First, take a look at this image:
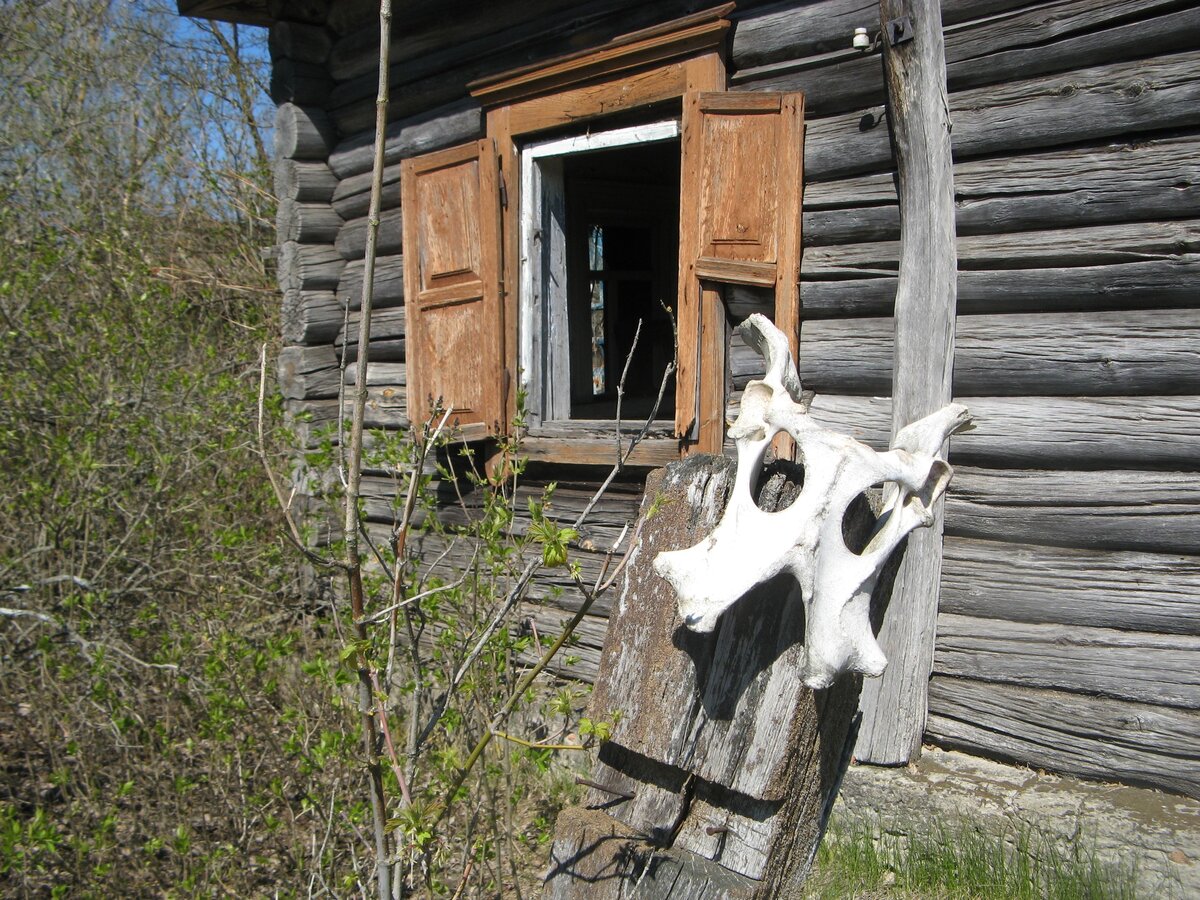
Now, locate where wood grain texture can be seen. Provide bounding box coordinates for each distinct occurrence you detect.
[940,538,1200,636]
[855,0,957,766]
[944,467,1200,555]
[282,290,344,345]
[277,241,344,292]
[336,307,406,364]
[337,254,404,309]
[277,344,340,400]
[335,208,402,260]
[274,158,338,203]
[276,199,342,244]
[926,676,1200,798]
[327,99,482,179]
[803,394,1200,470]
[796,309,1200,397]
[274,103,335,161]
[934,613,1200,709]
[268,20,331,65]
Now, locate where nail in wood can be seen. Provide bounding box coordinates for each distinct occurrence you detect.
[575,776,635,800]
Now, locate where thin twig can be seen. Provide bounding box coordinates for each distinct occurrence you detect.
[492,730,586,752]
[0,606,179,671]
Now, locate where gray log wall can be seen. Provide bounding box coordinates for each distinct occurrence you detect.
[265,0,1200,799]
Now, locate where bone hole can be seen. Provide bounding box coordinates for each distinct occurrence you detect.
[842,482,887,555]
[753,455,806,513]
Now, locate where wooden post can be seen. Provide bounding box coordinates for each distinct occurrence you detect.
[854,0,958,764]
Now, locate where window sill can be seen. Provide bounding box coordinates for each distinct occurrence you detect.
[520,420,679,467]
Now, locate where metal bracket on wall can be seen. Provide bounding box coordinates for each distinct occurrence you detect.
[886,15,913,46]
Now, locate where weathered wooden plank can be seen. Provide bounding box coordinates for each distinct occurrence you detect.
[288,388,408,445]
[806,51,1200,181]
[337,254,404,309]
[270,58,331,106]
[277,344,340,400]
[268,20,332,64]
[934,613,1200,709]
[855,0,957,768]
[331,170,400,219]
[941,538,1200,636]
[805,135,1200,247]
[274,103,335,161]
[800,257,1200,319]
[739,1,1200,118]
[944,467,1200,555]
[804,394,1200,470]
[804,220,1200,276]
[926,676,1200,798]
[282,289,344,345]
[274,158,338,203]
[343,361,405,388]
[336,306,405,363]
[327,99,482,180]
[277,241,344,292]
[796,310,1200,397]
[335,208,402,260]
[276,198,342,244]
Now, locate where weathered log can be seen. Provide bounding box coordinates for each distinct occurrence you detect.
[282,289,344,345]
[337,254,404,309]
[336,307,406,362]
[926,676,1200,798]
[325,0,378,36]
[738,1,1199,118]
[934,613,1200,709]
[854,0,957,767]
[331,171,400,219]
[327,99,481,179]
[287,389,408,446]
[276,198,342,244]
[805,135,1200,247]
[335,208,402,260]
[270,58,332,106]
[277,344,340,400]
[796,309,1200,397]
[940,537,1200,636]
[274,103,335,161]
[804,394,1200,470]
[266,0,326,25]
[944,466,1200,555]
[803,220,1200,277]
[343,361,405,388]
[805,50,1200,181]
[268,20,332,64]
[274,158,338,203]
[799,257,1200,319]
[277,241,344,292]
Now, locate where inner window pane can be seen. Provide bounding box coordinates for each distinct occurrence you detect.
[590,278,605,395]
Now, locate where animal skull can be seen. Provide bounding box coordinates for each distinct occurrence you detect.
[654,314,970,689]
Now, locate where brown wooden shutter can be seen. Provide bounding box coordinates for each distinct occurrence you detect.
[676,91,804,452]
[401,139,504,440]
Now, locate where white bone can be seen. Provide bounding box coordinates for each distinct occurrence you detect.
[654,314,970,689]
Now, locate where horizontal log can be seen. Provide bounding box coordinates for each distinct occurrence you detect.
[337,255,405,309]
[276,199,342,244]
[268,20,332,64]
[337,306,405,350]
[804,135,1200,247]
[277,241,344,292]
[738,1,1198,118]
[805,50,1200,181]
[344,362,405,388]
[926,676,1200,798]
[934,613,1200,709]
[804,220,1200,276]
[274,159,338,203]
[325,0,377,35]
[327,99,481,179]
[521,426,679,469]
[331,171,400,220]
[941,537,1200,636]
[287,389,408,445]
[800,257,1200,319]
[797,309,1200,397]
[730,0,1030,70]
[266,0,326,26]
[335,208,403,260]
[281,290,344,345]
[944,466,1200,555]
[274,103,335,161]
[270,58,332,106]
[278,344,340,400]
[803,394,1200,470]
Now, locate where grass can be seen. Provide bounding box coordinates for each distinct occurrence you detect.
[804,816,1140,900]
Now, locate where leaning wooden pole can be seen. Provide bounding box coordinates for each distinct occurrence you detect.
[855,1,958,764]
[343,1,394,897]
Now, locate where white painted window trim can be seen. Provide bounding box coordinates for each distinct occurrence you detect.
[518,119,680,426]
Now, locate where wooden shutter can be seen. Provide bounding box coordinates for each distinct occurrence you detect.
[401,139,504,439]
[676,91,804,452]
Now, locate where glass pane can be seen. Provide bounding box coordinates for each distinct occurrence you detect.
[588,224,604,271]
[590,279,605,395]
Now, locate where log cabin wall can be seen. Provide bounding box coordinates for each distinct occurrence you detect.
[252,0,1200,798]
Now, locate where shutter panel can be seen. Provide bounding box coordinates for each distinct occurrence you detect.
[401,139,504,439]
[676,91,804,452]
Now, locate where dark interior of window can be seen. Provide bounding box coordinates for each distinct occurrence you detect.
[563,139,679,420]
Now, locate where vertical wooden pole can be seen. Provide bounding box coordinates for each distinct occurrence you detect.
[855,0,957,764]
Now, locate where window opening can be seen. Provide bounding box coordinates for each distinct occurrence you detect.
[521,121,679,425]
